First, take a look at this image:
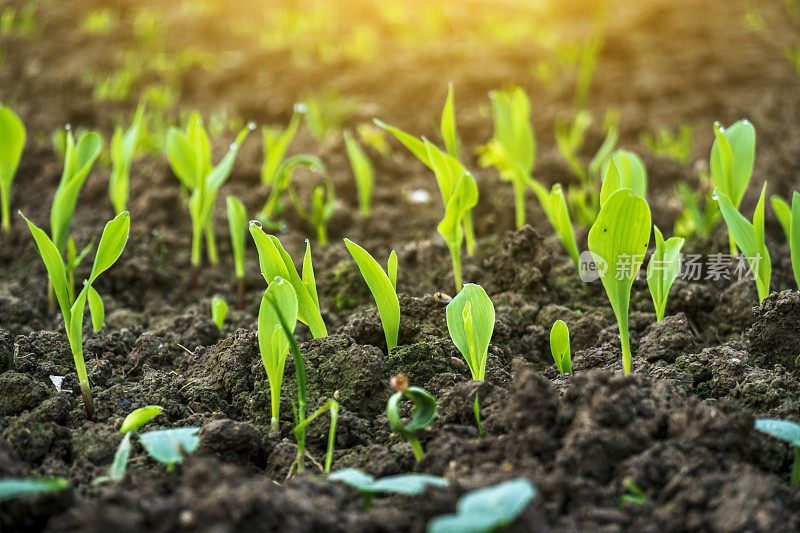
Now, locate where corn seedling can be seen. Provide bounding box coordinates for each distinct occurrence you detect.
[328,469,448,511]
[599,150,648,206]
[343,130,374,216]
[21,211,130,419]
[95,405,163,484]
[166,113,252,281]
[555,109,619,188]
[755,418,800,485]
[770,191,800,289]
[0,104,25,236]
[428,479,536,533]
[478,86,535,229]
[616,478,647,508]
[674,178,720,239]
[139,427,201,471]
[211,296,228,333]
[588,189,651,374]
[714,183,771,302]
[641,124,693,164]
[537,183,580,269]
[772,194,792,242]
[249,222,327,338]
[226,195,248,309]
[357,122,390,156]
[260,153,325,229]
[344,239,399,351]
[375,85,476,255]
[550,320,571,374]
[386,375,436,461]
[257,276,298,431]
[289,179,336,246]
[302,91,357,142]
[108,104,145,214]
[259,104,306,222]
[647,227,684,322]
[446,283,495,434]
[0,478,69,502]
[710,119,755,255]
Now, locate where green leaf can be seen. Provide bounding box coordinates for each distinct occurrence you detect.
[388,250,398,291]
[547,184,580,267]
[0,477,68,502]
[425,139,467,204]
[94,432,132,484]
[109,104,145,213]
[166,127,198,189]
[261,108,303,186]
[428,479,537,533]
[715,183,771,302]
[646,227,684,322]
[19,212,70,319]
[139,427,201,468]
[87,286,104,332]
[588,188,651,374]
[226,195,248,278]
[600,150,647,206]
[211,297,228,333]
[249,224,327,338]
[0,105,26,231]
[344,239,400,351]
[89,211,130,284]
[367,474,448,495]
[301,239,320,310]
[710,119,755,209]
[437,172,478,250]
[120,405,163,433]
[549,320,571,374]
[487,86,535,177]
[328,468,375,491]
[343,130,374,216]
[771,195,792,242]
[446,284,495,381]
[387,386,436,435]
[791,192,800,290]
[373,119,430,168]
[755,418,800,446]
[441,83,459,158]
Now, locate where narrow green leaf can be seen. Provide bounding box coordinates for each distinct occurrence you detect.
[89,211,130,283]
[19,212,70,319]
[120,405,163,433]
[211,297,228,332]
[710,119,755,209]
[771,195,792,242]
[226,195,248,278]
[0,478,68,502]
[373,118,431,168]
[791,192,800,290]
[388,250,398,291]
[646,227,684,322]
[87,286,104,332]
[441,83,458,158]
[343,130,374,216]
[94,432,132,484]
[600,150,647,206]
[548,184,580,267]
[549,320,571,374]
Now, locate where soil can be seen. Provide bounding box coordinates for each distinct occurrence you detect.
[3,0,800,531]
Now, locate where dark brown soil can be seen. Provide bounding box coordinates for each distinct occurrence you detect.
[3,0,800,531]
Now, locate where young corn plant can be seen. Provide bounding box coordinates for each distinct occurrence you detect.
[386,375,436,461]
[211,297,228,333]
[771,193,800,290]
[772,194,793,242]
[641,124,693,164]
[343,130,374,217]
[446,283,495,435]
[588,188,651,374]
[328,469,448,512]
[289,179,336,246]
[539,183,580,269]
[139,427,201,471]
[166,113,252,284]
[755,418,800,485]
[554,109,619,188]
[249,222,328,338]
[550,320,571,374]
[0,104,25,236]
[259,154,325,229]
[673,178,720,240]
[21,210,130,419]
[710,119,756,255]
[344,239,399,351]
[714,183,771,303]
[599,150,648,205]
[646,227,684,322]
[95,405,163,484]
[108,104,145,214]
[226,195,248,309]
[428,479,537,533]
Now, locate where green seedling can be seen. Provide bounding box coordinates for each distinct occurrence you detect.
[260,154,325,229]
[139,427,200,471]
[641,124,693,164]
[211,296,228,333]
[588,189,651,374]
[109,104,145,213]
[555,109,619,187]
[257,277,298,431]
[0,104,25,235]
[771,192,800,289]
[428,478,537,533]
[225,195,248,309]
[478,86,535,229]
[95,405,163,484]
[674,179,720,239]
[387,375,436,461]
[536,183,580,269]
[166,113,252,280]
[344,239,399,351]
[302,91,357,142]
[375,85,476,255]
[328,469,448,512]
[356,122,390,156]
[599,150,647,206]
[647,227,684,322]
[259,104,306,221]
[249,223,327,338]
[446,283,495,434]
[0,478,68,502]
[616,478,647,509]
[755,418,800,485]
[289,179,336,246]
[21,211,130,419]
[772,194,792,242]
[710,119,756,255]
[550,320,571,374]
[344,130,374,216]
[261,281,338,474]
[714,183,771,303]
